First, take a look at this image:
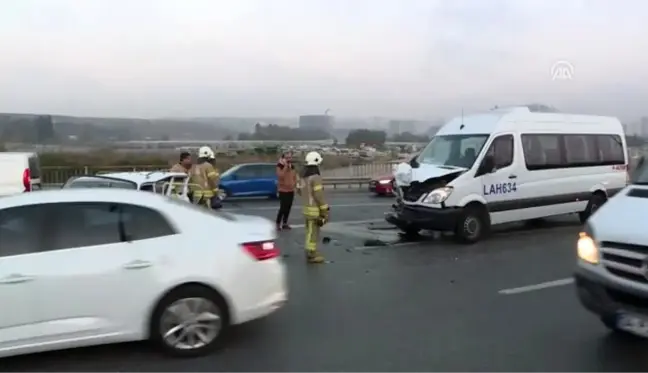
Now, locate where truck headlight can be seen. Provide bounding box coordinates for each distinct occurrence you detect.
[422,187,453,204]
[577,223,599,264]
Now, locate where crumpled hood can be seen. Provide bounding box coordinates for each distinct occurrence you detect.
[393,162,465,187]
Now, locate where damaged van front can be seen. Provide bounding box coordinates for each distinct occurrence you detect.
[386,132,491,244]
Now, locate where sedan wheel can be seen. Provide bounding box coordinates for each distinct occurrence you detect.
[160,297,222,351]
[150,286,229,357]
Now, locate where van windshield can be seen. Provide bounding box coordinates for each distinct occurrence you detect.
[632,161,648,185]
[417,134,489,169]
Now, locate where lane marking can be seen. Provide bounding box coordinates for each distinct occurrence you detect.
[291,218,385,229]
[498,278,574,295]
[226,202,391,211]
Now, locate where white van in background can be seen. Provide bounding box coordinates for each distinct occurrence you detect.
[387,106,629,244]
[0,152,42,196]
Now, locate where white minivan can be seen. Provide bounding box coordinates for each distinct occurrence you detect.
[0,152,42,196]
[386,106,628,244]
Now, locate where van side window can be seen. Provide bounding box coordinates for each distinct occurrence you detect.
[565,135,595,164]
[522,133,625,171]
[486,135,514,169]
[522,135,561,169]
[597,135,625,164]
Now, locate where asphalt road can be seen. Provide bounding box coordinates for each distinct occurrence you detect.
[3,191,648,371]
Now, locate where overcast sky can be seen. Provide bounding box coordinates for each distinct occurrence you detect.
[1,0,647,120]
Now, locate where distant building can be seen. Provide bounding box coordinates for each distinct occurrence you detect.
[388,120,420,136]
[299,115,334,133]
[641,117,648,137]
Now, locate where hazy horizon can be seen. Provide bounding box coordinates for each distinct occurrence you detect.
[1,0,647,122]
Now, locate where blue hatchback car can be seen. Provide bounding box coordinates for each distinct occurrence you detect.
[219,163,279,199]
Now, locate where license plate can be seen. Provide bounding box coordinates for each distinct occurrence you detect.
[617,313,648,337]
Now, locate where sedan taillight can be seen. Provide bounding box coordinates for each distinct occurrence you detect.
[242,240,280,261]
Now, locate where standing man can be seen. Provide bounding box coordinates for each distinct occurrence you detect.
[276,151,297,231]
[189,146,219,208]
[168,151,192,198]
[299,151,329,264]
[170,151,192,174]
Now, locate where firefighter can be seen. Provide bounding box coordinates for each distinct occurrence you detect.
[299,151,329,263]
[189,146,219,208]
[206,151,223,209]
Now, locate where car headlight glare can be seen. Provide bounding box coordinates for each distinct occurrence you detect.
[379,180,391,185]
[577,224,599,264]
[422,187,453,204]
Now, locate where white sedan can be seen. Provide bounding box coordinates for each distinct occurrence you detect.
[0,189,287,358]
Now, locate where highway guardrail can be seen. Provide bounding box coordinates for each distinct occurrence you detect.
[322,177,372,188]
[44,176,374,190]
[40,164,395,185]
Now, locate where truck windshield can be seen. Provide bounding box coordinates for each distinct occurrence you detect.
[417,134,489,169]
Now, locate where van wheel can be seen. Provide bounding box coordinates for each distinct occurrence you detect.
[454,204,490,244]
[579,192,606,223]
[150,285,229,358]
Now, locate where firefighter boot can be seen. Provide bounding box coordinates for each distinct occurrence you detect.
[306,250,325,264]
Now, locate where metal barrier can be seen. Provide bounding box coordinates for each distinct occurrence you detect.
[41,165,169,185]
[321,162,397,178]
[41,163,396,185]
[44,176,373,190]
[322,177,372,188]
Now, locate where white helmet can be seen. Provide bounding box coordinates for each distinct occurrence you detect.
[198,146,214,159]
[304,151,323,166]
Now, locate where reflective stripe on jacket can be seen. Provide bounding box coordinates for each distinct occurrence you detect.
[301,174,328,219]
[189,163,217,198]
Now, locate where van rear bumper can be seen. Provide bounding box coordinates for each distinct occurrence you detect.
[385,203,460,231]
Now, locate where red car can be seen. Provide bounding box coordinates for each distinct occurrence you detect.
[369,174,394,196]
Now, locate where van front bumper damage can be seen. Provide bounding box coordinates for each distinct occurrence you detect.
[385,202,461,232]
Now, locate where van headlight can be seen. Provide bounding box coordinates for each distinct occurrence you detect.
[577,223,599,264]
[421,187,453,204]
